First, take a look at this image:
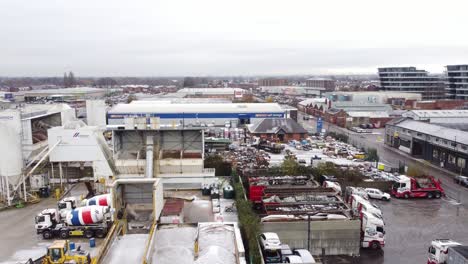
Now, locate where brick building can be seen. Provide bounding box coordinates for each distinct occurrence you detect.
[258,78,288,87]
[404,99,467,110]
[324,108,347,127]
[248,118,308,142]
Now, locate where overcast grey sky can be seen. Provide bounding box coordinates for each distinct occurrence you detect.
[1,0,468,76]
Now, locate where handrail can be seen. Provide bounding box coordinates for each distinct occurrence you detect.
[95,221,122,264]
[141,221,158,264]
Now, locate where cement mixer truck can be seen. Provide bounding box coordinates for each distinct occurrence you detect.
[35,205,112,239]
[81,193,112,207]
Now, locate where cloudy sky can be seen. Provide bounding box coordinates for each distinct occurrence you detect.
[1,0,468,76]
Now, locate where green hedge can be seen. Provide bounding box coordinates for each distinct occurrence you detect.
[233,178,262,264]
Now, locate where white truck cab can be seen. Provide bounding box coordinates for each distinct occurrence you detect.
[58,197,78,218]
[351,194,383,219]
[427,239,462,264]
[393,175,412,195]
[361,211,385,249]
[323,181,342,195]
[35,208,59,231]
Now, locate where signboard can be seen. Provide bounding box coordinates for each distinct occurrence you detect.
[316,117,323,133]
[234,91,243,98]
[255,113,283,118]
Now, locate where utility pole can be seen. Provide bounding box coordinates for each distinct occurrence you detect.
[307,214,311,251]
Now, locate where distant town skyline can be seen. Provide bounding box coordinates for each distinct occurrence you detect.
[1,0,468,76]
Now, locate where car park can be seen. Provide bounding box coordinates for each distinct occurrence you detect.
[260,232,282,251]
[365,188,391,201]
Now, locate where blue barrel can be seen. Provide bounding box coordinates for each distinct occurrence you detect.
[89,238,96,248]
[69,242,75,250]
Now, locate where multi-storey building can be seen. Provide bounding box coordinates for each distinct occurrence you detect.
[306,78,335,91]
[445,65,468,99]
[378,67,445,100]
[257,78,287,87]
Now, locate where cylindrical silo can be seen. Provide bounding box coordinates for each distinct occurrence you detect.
[0,110,23,186]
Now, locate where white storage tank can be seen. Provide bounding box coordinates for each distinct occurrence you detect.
[0,110,23,185]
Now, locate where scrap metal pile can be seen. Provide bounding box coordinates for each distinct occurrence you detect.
[223,146,270,172]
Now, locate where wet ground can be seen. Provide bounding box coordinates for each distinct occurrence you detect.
[325,197,468,264]
[0,184,101,263]
[298,112,468,263]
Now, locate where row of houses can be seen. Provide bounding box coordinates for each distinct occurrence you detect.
[297,91,468,129]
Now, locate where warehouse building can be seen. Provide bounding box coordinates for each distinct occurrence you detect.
[385,118,468,175]
[21,87,107,102]
[402,110,468,123]
[175,88,248,100]
[323,91,422,106]
[107,102,285,127]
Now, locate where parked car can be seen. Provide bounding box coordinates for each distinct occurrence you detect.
[259,232,282,251]
[263,250,282,263]
[454,175,468,187]
[285,255,303,263]
[365,188,391,201]
[281,244,293,262]
[293,249,316,263]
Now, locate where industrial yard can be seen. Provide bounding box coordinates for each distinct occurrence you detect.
[1,90,468,264]
[3,1,468,263]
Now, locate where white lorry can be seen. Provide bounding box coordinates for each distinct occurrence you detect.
[348,194,385,249]
[350,194,383,219]
[427,239,468,264]
[361,211,385,249]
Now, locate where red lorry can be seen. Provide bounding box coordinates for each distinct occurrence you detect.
[391,175,444,199]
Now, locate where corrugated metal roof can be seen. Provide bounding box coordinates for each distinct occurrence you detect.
[347,111,390,118]
[177,88,245,94]
[109,103,284,114]
[404,110,468,118]
[393,119,468,145]
[298,98,327,106]
[22,87,104,95]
